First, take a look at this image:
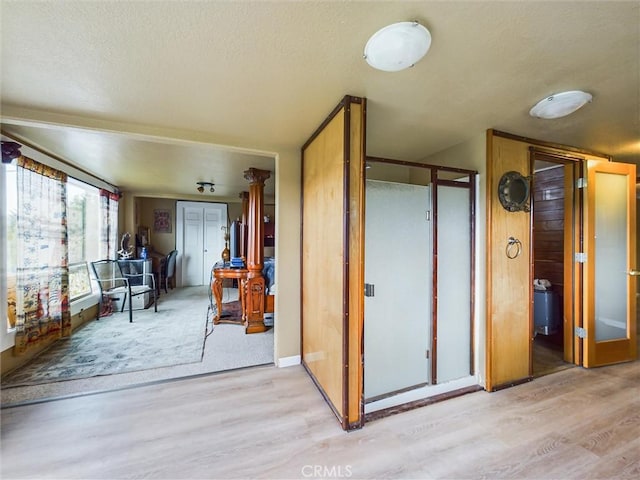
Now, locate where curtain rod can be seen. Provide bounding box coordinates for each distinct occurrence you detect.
[1,130,119,192]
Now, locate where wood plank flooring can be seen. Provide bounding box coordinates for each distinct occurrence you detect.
[532,336,574,377]
[1,359,639,479]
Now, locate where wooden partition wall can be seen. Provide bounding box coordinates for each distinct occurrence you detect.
[485,132,533,390]
[485,130,614,390]
[301,95,365,430]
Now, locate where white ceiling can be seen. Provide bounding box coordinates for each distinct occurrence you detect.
[1,1,639,199]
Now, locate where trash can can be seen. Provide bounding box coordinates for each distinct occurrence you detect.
[534,290,560,335]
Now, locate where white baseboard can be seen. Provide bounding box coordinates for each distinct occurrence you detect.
[277,355,301,368]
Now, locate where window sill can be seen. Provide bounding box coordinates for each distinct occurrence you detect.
[70,292,100,316]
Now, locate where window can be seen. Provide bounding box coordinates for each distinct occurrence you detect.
[67,178,101,300]
[5,172,105,331]
[5,162,17,330]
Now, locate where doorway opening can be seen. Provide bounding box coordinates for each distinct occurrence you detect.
[530,151,578,378]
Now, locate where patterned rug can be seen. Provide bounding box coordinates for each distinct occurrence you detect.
[2,287,210,388]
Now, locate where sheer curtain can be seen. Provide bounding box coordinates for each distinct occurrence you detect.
[99,189,119,260]
[14,156,71,355]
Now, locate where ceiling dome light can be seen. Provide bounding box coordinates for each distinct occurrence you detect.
[529,90,593,119]
[363,21,432,72]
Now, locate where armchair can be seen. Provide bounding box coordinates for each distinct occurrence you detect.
[90,259,158,323]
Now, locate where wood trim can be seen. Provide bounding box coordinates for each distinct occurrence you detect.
[347,99,365,429]
[431,175,439,384]
[489,376,533,392]
[563,163,577,364]
[299,148,305,363]
[575,161,585,365]
[436,178,472,188]
[492,129,612,161]
[302,95,364,152]
[528,154,535,378]
[364,385,483,423]
[358,99,367,427]
[366,156,477,175]
[485,130,495,392]
[469,173,477,375]
[342,100,351,426]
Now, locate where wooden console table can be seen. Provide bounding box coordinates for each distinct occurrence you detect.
[211,267,268,334]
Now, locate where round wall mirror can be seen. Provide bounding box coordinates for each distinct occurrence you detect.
[498,171,530,212]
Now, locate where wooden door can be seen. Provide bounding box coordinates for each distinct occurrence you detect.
[583,160,637,367]
[301,95,365,430]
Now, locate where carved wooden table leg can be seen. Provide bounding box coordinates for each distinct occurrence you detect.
[212,275,224,325]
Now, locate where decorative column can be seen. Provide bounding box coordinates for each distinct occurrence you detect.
[239,191,249,260]
[243,168,271,333]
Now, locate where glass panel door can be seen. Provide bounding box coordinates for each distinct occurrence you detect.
[364,180,431,399]
[583,160,637,366]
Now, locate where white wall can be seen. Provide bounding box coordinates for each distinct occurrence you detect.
[273,148,301,360]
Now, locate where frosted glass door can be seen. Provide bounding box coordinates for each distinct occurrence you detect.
[583,160,637,367]
[594,172,627,341]
[436,185,472,383]
[364,180,431,399]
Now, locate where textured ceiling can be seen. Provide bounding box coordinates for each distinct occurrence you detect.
[1,1,639,198]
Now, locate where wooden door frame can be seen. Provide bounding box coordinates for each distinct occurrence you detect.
[364,157,477,388]
[529,148,584,370]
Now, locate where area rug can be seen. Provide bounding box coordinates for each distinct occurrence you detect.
[2,287,210,388]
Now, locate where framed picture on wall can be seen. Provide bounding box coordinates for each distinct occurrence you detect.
[153,209,172,233]
[137,226,151,246]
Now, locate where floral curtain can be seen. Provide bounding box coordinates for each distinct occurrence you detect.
[99,189,119,260]
[14,156,70,355]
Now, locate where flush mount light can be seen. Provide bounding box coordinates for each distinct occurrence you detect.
[529,90,593,119]
[363,21,432,72]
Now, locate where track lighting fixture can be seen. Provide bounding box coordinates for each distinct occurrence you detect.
[196,181,215,193]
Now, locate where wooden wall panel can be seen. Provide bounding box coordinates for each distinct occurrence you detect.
[302,109,346,415]
[533,167,565,292]
[301,96,366,429]
[486,134,532,390]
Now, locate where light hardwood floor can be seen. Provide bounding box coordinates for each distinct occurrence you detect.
[1,359,638,479]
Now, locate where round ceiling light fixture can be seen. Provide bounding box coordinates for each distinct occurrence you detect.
[529,90,593,119]
[363,21,432,72]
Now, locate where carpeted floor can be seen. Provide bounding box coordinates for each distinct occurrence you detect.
[2,287,209,387]
[1,286,274,406]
